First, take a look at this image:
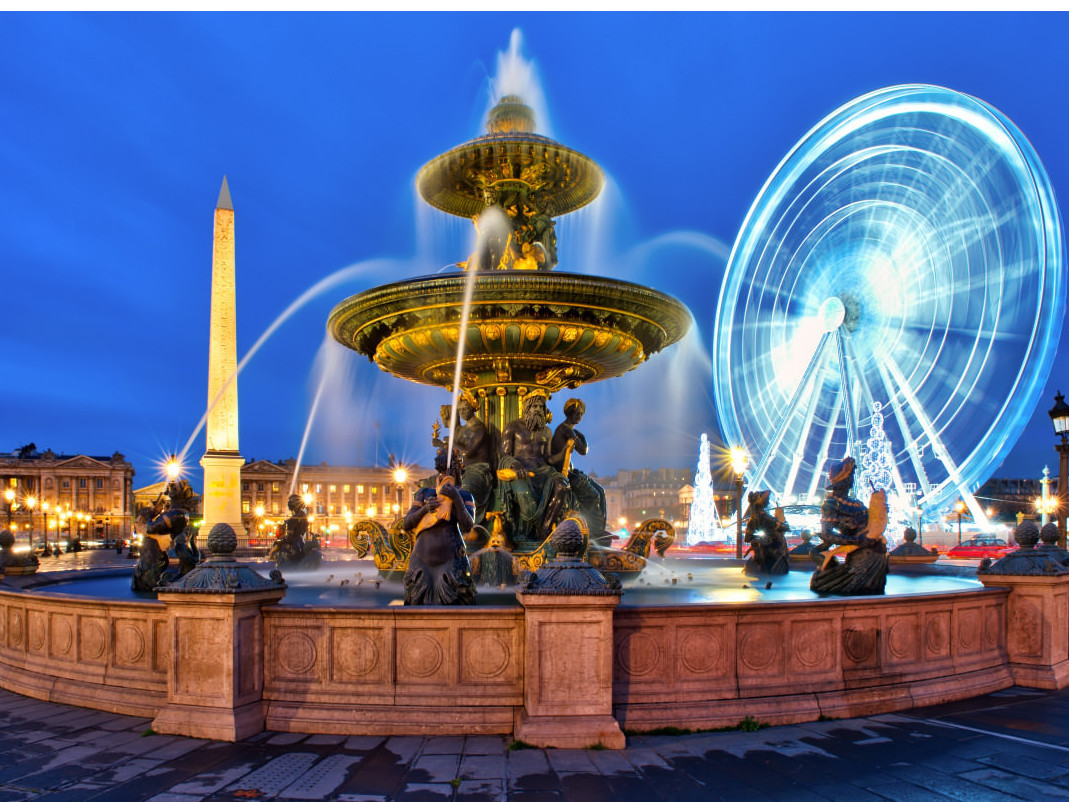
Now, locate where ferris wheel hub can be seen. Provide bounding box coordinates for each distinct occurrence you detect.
[819,297,846,332]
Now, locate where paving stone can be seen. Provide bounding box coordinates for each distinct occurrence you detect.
[586,749,636,775]
[619,747,670,770]
[395,783,455,800]
[92,757,167,784]
[333,747,410,797]
[265,732,308,746]
[807,785,887,802]
[165,761,263,795]
[336,795,389,802]
[112,735,185,757]
[463,736,505,756]
[383,736,424,763]
[32,784,115,802]
[343,736,386,752]
[979,751,1069,780]
[144,795,205,802]
[304,733,347,746]
[411,753,460,782]
[961,766,1069,798]
[144,738,209,761]
[457,754,505,780]
[224,752,320,796]
[421,736,464,755]
[545,749,596,774]
[455,777,504,801]
[278,753,361,798]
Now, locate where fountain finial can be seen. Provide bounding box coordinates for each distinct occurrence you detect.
[487,95,536,134]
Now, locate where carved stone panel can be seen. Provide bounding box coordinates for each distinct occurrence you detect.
[1008,595,1044,659]
[7,606,25,651]
[331,626,388,684]
[78,616,108,664]
[460,627,520,686]
[174,616,227,699]
[738,622,783,674]
[676,623,730,680]
[28,609,47,655]
[955,607,981,653]
[113,619,148,667]
[842,617,880,668]
[275,628,320,680]
[237,615,260,698]
[615,627,664,679]
[924,611,951,659]
[789,619,835,673]
[50,613,74,660]
[396,628,449,685]
[886,614,920,664]
[536,621,605,706]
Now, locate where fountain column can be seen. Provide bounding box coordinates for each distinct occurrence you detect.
[200,177,247,543]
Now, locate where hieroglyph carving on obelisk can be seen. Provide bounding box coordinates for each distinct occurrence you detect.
[200,177,247,537]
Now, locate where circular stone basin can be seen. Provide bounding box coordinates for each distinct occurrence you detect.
[28,557,980,608]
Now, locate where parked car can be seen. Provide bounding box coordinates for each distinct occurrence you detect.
[945,536,1015,559]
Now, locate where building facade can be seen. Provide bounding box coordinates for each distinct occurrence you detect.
[240,459,430,544]
[0,444,135,544]
[594,468,692,530]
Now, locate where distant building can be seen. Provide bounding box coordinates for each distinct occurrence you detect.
[594,468,692,529]
[974,476,1046,522]
[240,459,431,543]
[0,443,135,541]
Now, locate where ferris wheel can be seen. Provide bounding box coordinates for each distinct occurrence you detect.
[713,85,1065,519]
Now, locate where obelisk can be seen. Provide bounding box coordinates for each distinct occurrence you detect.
[200,177,247,542]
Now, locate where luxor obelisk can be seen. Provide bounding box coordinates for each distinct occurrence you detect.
[200,177,247,542]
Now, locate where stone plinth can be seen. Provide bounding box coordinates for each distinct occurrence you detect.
[977,572,1069,689]
[152,523,286,741]
[515,591,624,749]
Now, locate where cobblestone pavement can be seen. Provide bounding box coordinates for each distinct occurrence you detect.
[1,685,1069,801]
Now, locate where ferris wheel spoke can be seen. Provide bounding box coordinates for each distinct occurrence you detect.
[782,344,835,497]
[748,331,832,490]
[835,329,860,454]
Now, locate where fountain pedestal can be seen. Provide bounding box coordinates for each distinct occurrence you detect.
[977,572,1069,689]
[513,521,625,749]
[151,524,287,741]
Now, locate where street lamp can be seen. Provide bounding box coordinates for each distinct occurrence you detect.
[954,500,966,545]
[730,447,749,559]
[1048,391,1069,548]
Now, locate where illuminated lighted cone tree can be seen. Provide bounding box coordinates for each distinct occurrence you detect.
[687,433,723,545]
[857,401,894,505]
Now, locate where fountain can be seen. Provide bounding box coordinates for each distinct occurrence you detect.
[1,43,1066,748]
[329,91,690,580]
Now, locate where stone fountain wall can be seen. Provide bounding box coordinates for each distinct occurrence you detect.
[0,589,168,717]
[2,578,1068,745]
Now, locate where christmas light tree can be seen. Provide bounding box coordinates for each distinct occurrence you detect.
[687,433,722,545]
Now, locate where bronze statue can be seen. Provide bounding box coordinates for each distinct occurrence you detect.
[550,398,608,545]
[469,511,519,588]
[742,490,790,576]
[270,494,323,571]
[497,391,571,549]
[433,391,498,530]
[132,535,169,592]
[402,448,476,605]
[810,458,889,595]
[135,479,199,589]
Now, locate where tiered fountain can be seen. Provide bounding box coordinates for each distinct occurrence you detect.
[329,93,690,578]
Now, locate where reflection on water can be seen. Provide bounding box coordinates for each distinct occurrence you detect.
[30,555,982,609]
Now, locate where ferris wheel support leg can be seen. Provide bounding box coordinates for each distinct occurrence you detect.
[882,357,990,527]
[806,392,844,500]
[748,332,831,491]
[783,346,834,498]
[835,329,860,456]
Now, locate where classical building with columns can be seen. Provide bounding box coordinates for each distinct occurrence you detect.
[240,459,430,544]
[0,444,135,542]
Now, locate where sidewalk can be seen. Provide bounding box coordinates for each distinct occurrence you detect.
[1,685,1069,801]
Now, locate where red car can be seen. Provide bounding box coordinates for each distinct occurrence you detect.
[945,536,1016,559]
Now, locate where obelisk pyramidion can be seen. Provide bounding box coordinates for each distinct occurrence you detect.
[200,176,247,542]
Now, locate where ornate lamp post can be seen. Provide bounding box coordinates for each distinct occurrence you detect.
[42,501,50,554]
[25,495,36,552]
[4,488,14,530]
[254,504,265,546]
[1048,392,1069,548]
[954,500,966,545]
[393,466,408,518]
[730,447,749,559]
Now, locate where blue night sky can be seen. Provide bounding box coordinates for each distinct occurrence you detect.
[1,12,1067,496]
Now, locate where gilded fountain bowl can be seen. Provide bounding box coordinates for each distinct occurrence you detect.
[327,271,691,394]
